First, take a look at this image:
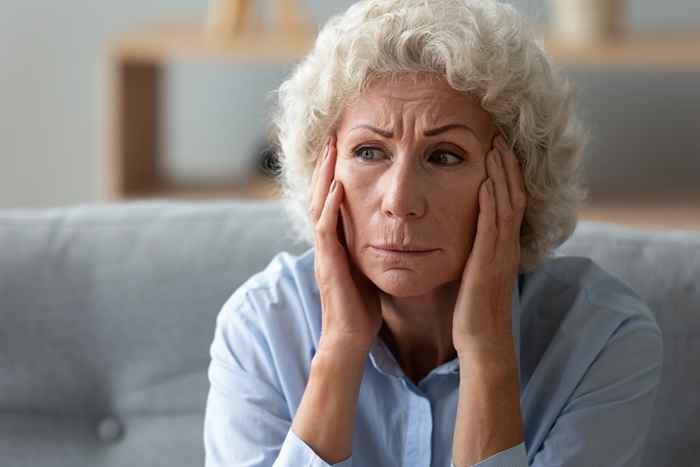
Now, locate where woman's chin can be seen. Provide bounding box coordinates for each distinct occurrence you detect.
[370,269,438,298]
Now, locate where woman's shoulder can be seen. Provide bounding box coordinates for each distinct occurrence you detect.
[210,247,320,404]
[518,255,662,381]
[215,247,322,365]
[525,254,657,324]
[518,256,664,460]
[221,246,318,321]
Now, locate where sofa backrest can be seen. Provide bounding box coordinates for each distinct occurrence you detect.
[0,200,309,467]
[0,200,697,467]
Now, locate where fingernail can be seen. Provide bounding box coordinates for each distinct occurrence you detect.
[330,180,337,192]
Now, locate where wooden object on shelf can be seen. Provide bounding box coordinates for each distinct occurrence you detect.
[205,0,253,39]
[271,0,314,33]
[548,0,624,46]
[204,0,313,41]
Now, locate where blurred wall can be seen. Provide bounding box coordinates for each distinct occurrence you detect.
[0,0,698,208]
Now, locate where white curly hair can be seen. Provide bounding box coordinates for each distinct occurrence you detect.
[269,0,590,273]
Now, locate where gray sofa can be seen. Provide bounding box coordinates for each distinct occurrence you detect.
[0,199,698,467]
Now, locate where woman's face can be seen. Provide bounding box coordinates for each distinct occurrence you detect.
[333,73,498,298]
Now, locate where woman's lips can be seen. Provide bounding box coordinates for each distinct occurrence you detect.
[370,246,439,257]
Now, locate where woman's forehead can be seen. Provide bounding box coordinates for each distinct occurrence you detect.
[338,81,493,139]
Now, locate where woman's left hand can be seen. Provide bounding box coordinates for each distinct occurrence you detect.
[452,134,528,361]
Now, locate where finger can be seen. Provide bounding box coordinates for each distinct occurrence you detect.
[495,135,527,228]
[471,178,497,266]
[310,137,332,224]
[309,139,328,222]
[316,178,344,256]
[488,144,514,225]
[309,136,336,224]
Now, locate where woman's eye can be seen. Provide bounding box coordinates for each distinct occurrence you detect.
[353,147,385,162]
[430,151,464,166]
[352,147,464,166]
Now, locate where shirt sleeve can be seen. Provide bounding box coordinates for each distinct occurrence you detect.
[203,297,353,467]
[529,314,664,467]
[450,442,528,467]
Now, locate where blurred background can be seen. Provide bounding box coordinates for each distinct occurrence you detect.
[0,0,698,229]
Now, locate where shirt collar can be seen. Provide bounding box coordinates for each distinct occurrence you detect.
[368,274,523,381]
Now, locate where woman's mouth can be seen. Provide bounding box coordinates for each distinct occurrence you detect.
[370,245,439,257]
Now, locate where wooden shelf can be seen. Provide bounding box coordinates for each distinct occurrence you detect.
[539,27,700,70]
[109,18,316,64]
[108,19,700,69]
[119,174,282,201]
[577,191,700,231]
[104,16,700,207]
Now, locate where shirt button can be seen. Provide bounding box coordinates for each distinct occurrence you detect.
[96,416,123,443]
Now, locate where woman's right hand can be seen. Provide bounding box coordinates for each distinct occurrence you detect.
[310,135,384,357]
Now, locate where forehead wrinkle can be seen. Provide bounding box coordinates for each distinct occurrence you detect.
[377,94,463,126]
[344,88,488,146]
[368,97,457,140]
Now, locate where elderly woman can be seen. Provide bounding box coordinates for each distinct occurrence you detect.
[204,0,663,466]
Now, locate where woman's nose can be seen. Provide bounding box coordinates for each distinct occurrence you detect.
[380,159,427,220]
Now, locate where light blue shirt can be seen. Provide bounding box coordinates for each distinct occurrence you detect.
[204,247,663,467]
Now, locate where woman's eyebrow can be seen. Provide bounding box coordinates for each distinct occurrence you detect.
[350,125,393,137]
[350,123,476,138]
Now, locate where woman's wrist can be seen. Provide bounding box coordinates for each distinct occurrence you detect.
[457,346,518,382]
[290,339,368,464]
[310,338,369,409]
[317,334,373,361]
